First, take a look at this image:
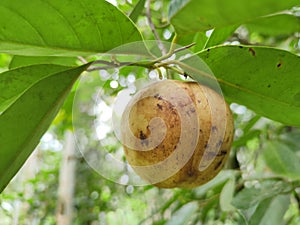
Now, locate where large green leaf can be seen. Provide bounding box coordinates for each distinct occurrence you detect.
[219,178,235,212]
[246,14,300,36]
[232,180,292,209]
[263,141,300,179]
[169,0,299,35]
[0,64,73,113]
[129,0,146,23]
[177,25,237,53]
[248,195,290,225]
[0,64,89,192]
[183,46,300,126]
[177,32,208,52]
[204,25,238,49]
[0,0,142,56]
[9,56,78,69]
[165,202,198,225]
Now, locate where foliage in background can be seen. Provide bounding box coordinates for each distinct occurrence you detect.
[0,0,300,224]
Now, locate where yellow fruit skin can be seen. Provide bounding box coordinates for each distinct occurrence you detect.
[121,80,234,188]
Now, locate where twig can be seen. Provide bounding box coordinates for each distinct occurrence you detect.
[92,59,118,66]
[147,34,178,64]
[86,42,198,74]
[146,0,167,55]
[174,42,196,53]
[87,60,124,71]
[87,66,115,72]
[164,65,185,76]
[87,60,150,72]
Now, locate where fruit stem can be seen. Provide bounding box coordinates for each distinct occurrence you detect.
[165,65,185,76]
[154,67,163,79]
[166,68,172,79]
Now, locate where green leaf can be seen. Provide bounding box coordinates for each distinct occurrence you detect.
[177,32,208,52]
[189,45,300,126]
[9,56,78,69]
[177,25,237,53]
[129,0,146,23]
[232,180,292,209]
[263,141,300,179]
[248,195,290,225]
[248,197,273,225]
[0,0,143,56]
[280,128,300,150]
[204,25,238,49]
[0,64,90,192]
[219,178,235,212]
[0,53,11,69]
[169,0,299,34]
[193,32,209,52]
[246,14,300,37]
[51,89,76,136]
[233,130,261,148]
[0,64,73,113]
[194,170,237,197]
[165,202,198,225]
[243,115,261,134]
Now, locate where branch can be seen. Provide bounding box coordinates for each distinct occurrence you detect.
[174,42,196,54]
[146,0,167,55]
[86,43,197,74]
[87,59,150,72]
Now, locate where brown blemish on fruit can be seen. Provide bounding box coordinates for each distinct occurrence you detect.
[169,105,177,115]
[216,140,223,147]
[188,170,194,177]
[157,103,163,110]
[212,126,217,132]
[154,94,162,100]
[218,150,227,156]
[214,161,222,170]
[139,130,149,146]
[140,130,147,140]
[139,130,147,140]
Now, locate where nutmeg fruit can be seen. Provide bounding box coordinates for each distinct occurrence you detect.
[121,80,234,188]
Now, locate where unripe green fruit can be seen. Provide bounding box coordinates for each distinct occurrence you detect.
[121,80,234,188]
